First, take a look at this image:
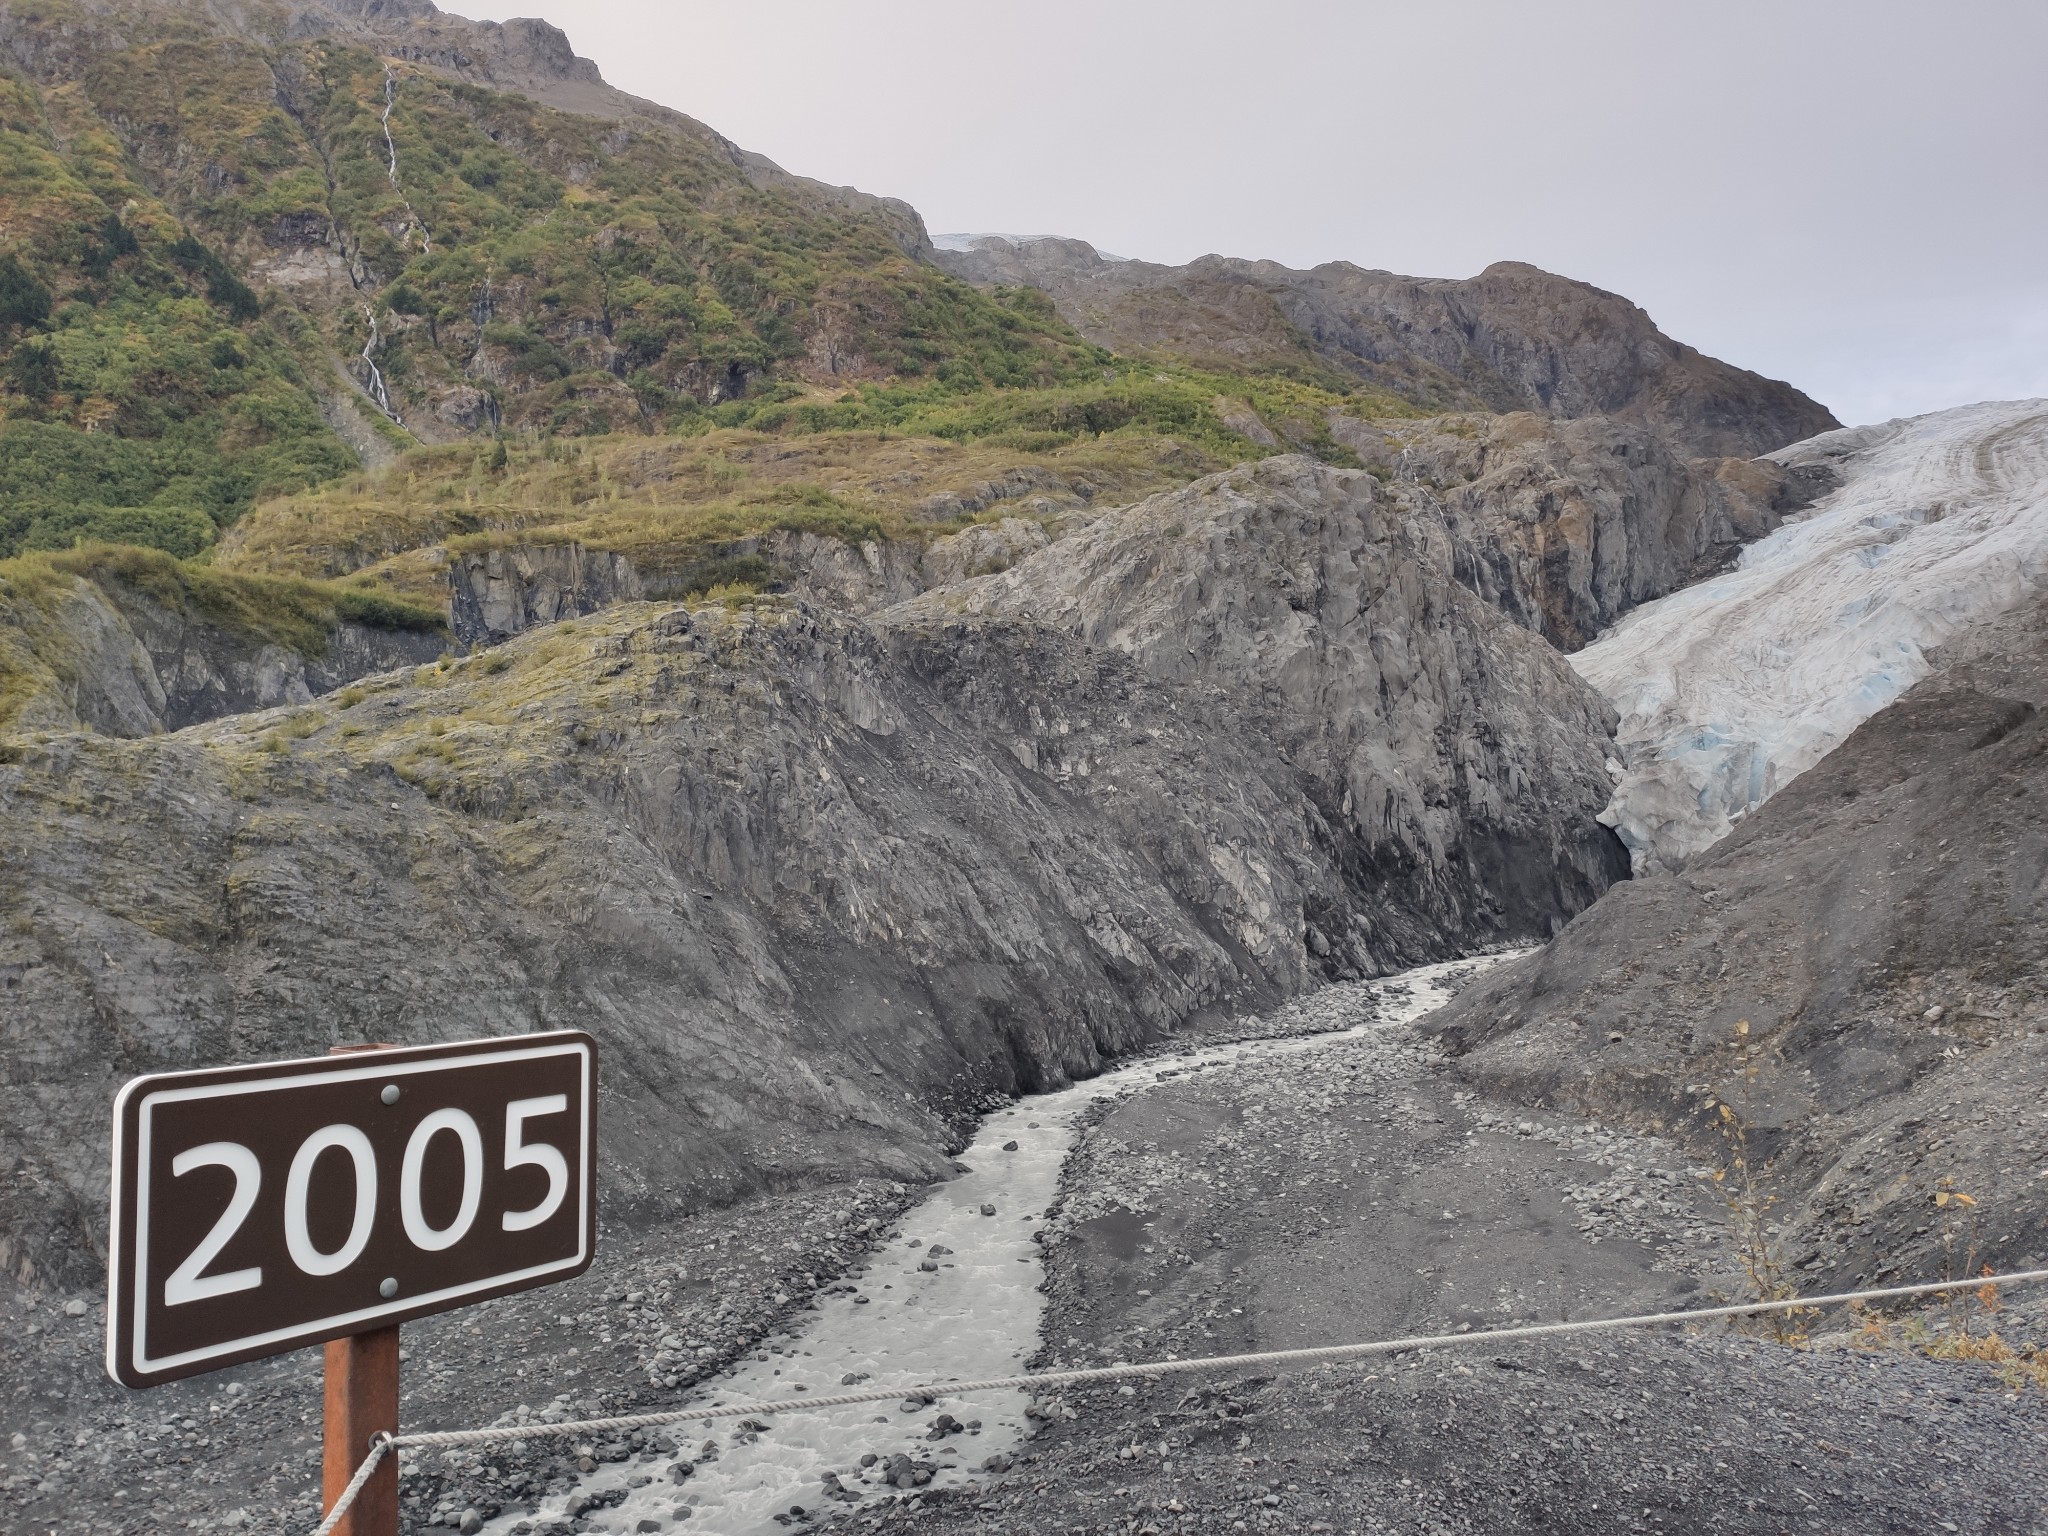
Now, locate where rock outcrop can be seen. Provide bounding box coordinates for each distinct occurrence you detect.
[1423,594,2048,1294]
[892,454,1631,966]
[733,517,1078,615]
[448,542,644,645]
[0,459,1630,1289]
[933,238,1838,459]
[1357,412,1829,651]
[0,601,1298,1289]
[0,565,447,737]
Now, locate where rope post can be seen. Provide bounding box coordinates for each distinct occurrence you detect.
[323,1326,399,1535]
[322,1042,400,1536]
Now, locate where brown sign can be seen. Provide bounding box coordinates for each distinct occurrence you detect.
[107,1032,596,1388]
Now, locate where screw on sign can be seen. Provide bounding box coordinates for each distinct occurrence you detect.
[106,1031,598,1535]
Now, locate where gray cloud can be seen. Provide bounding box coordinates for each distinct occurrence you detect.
[455,0,2048,426]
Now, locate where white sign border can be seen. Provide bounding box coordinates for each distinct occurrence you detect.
[108,1035,593,1384]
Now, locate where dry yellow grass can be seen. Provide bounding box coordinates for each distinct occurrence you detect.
[1846,1286,2048,1392]
[216,427,1230,601]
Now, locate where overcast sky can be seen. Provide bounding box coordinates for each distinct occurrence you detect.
[454,0,2046,428]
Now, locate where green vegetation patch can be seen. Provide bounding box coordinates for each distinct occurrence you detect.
[0,1,1445,615]
[0,55,359,562]
[217,357,1423,597]
[0,11,1112,569]
[686,360,1414,457]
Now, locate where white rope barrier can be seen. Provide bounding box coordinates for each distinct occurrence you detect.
[310,1264,2048,1530]
[311,1432,392,1536]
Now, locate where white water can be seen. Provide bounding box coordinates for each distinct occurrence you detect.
[380,67,431,256]
[359,305,401,424]
[1573,399,2048,873]
[485,956,1495,1535]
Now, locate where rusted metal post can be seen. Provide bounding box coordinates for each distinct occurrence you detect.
[322,1324,400,1534]
[322,1041,400,1536]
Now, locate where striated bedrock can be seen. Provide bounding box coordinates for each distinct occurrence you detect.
[0,602,1292,1288]
[759,419,1818,653]
[448,542,644,645]
[1347,411,1834,652]
[0,562,447,737]
[0,460,1633,1290]
[1421,595,2048,1293]
[891,454,1632,963]
[933,238,1837,459]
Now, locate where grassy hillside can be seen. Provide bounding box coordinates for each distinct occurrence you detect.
[0,0,1087,559]
[0,0,1425,612]
[0,49,355,556]
[222,361,1418,600]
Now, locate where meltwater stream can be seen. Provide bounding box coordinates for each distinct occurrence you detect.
[486,956,1502,1536]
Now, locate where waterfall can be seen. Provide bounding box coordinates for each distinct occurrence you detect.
[381,68,432,256]
[360,305,402,423]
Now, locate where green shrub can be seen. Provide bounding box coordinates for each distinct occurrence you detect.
[5,340,60,400]
[169,233,260,322]
[651,552,775,600]
[334,587,445,632]
[0,253,51,332]
[20,503,218,559]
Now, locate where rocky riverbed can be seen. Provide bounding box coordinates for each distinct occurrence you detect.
[0,1179,922,1534]
[8,957,2045,1536]
[815,971,2048,1536]
[0,964,1484,1536]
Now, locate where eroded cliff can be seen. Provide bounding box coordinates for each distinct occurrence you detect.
[0,458,1630,1289]
[0,550,447,736]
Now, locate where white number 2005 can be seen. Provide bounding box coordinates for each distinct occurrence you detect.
[162,1095,569,1306]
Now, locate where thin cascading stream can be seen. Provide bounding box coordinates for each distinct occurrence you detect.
[359,305,401,423]
[381,68,431,256]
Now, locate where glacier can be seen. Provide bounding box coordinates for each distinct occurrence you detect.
[1571,398,2048,873]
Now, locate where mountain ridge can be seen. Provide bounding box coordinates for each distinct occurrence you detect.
[254,0,938,256]
[933,234,1838,458]
[0,0,1836,585]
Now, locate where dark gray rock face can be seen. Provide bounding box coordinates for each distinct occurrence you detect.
[933,238,1838,458]
[704,517,1076,616]
[1422,596,2048,1293]
[1353,412,1827,650]
[0,461,1629,1291]
[0,603,1287,1289]
[124,589,447,731]
[0,573,446,737]
[448,542,643,645]
[893,454,1631,965]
